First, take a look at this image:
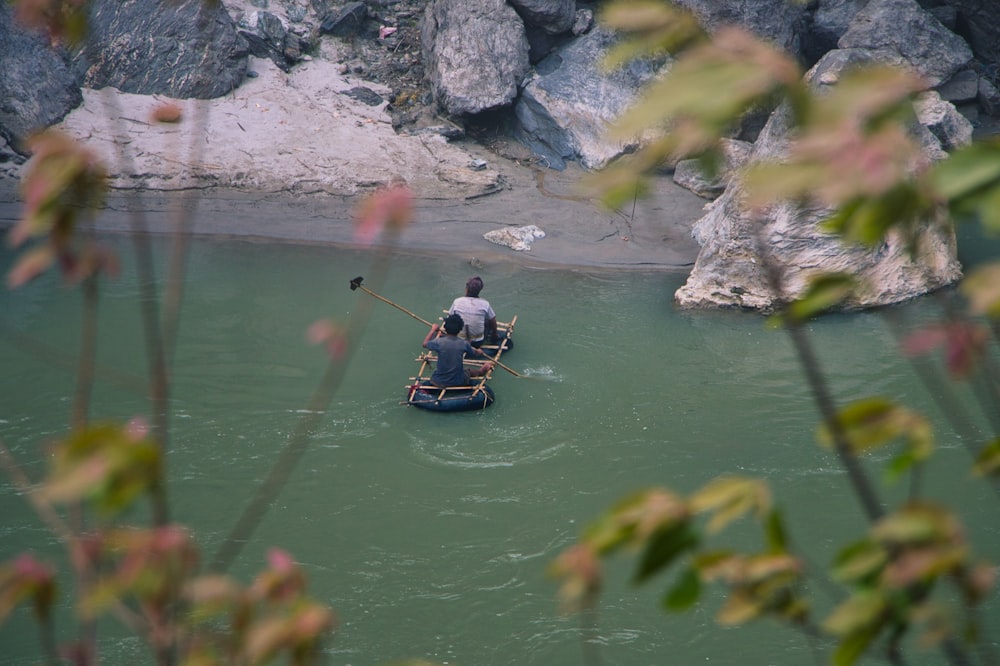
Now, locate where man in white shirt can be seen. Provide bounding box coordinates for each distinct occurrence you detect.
[448,276,498,348]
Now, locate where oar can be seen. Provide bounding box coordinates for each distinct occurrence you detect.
[350,275,527,378]
[350,276,434,327]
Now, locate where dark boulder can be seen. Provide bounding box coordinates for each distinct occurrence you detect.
[513,27,667,170]
[319,1,371,38]
[239,10,308,72]
[74,0,249,99]
[0,4,82,154]
[838,0,972,86]
[674,0,807,58]
[508,0,577,35]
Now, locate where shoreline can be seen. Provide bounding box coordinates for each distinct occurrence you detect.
[0,147,707,273]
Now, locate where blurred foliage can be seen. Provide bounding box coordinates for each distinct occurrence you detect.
[557,1,1000,665]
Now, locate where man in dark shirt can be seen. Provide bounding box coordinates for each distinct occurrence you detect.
[422,313,494,387]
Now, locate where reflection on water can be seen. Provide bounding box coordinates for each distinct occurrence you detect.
[1,236,997,665]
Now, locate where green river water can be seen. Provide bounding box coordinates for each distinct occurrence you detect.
[1,234,998,665]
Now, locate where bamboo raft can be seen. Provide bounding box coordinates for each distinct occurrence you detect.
[403,316,517,412]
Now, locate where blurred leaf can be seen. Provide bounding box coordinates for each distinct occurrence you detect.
[961,263,1000,317]
[663,566,701,611]
[717,589,762,625]
[785,273,856,322]
[353,182,413,245]
[881,544,967,589]
[12,0,90,45]
[764,509,789,554]
[832,539,887,584]
[610,26,801,166]
[634,523,698,583]
[832,624,881,666]
[690,476,771,534]
[821,182,931,248]
[0,553,57,623]
[6,244,56,289]
[600,0,704,63]
[823,590,887,637]
[972,438,1000,477]
[583,488,689,553]
[931,139,1000,202]
[549,544,601,611]
[870,504,959,548]
[185,575,245,622]
[41,422,161,516]
[900,322,988,379]
[818,397,933,461]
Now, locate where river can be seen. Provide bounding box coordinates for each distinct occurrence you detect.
[1,232,998,665]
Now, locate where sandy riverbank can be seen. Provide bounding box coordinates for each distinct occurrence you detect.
[0,54,707,272]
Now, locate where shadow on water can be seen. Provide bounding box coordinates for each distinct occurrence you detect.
[1,235,998,665]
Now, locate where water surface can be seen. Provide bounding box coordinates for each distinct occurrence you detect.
[1,235,997,665]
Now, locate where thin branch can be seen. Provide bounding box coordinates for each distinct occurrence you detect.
[208,229,402,573]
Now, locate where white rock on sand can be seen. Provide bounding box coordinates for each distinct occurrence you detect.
[51,56,502,199]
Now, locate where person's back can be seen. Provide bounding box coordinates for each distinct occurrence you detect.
[448,276,497,345]
[423,313,494,387]
[428,334,474,387]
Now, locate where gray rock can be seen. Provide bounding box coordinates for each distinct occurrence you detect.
[571,8,593,36]
[421,0,530,116]
[838,0,973,86]
[935,68,980,104]
[915,91,974,151]
[803,0,867,63]
[674,49,963,312]
[0,4,83,153]
[940,0,1000,71]
[980,77,1000,117]
[508,0,576,35]
[319,1,369,37]
[240,11,295,71]
[74,0,249,99]
[674,0,807,58]
[673,139,753,199]
[513,27,667,170]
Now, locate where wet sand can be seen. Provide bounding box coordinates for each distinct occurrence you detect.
[0,146,707,272]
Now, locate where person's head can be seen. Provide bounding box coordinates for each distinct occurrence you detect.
[465,276,484,297]
[443,313,464,335]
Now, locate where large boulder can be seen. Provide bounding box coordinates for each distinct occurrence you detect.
[674,48,964,312]
[74,0,249,99]
[674,0,807,58]
[941,0,1000,71]
[802,0,867,64]
[508,0,577,35]
[0,4,82,153]
[421,0,530,116]
[838,0,973,86]
[513,27,667,170]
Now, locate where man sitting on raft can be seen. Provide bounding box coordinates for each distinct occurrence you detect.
[448,276,498,348]
[423,313,495,387]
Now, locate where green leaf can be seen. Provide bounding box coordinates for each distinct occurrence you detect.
[786,272,857,321]
[871,504,956,546]
[833,625,881,666]
[634,523,699,584]
[764,509,789,553]
[818,397,933,461]
[931,141,1000,201]
[962,263,1000,317]
[831,539,887,583]
[972,438,1000,477]
[664,566,702,612]
[823,591,887,637]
